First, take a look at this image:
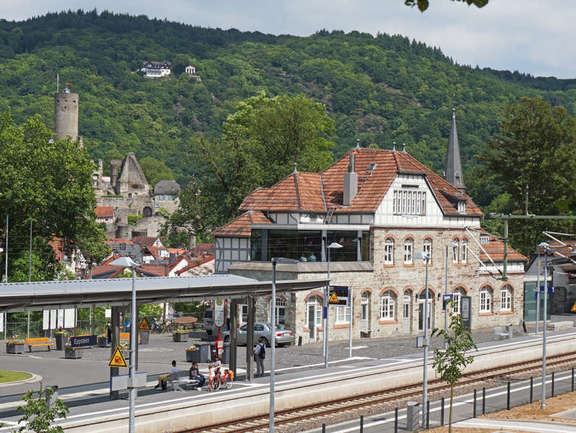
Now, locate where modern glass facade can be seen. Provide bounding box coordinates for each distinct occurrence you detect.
[251,229,371,262]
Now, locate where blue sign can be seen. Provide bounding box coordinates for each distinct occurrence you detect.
[442,294,454,311]
[69,335,97,348]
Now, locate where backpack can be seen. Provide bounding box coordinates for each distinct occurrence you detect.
[259,343,266,359]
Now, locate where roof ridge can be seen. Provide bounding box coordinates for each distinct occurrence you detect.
[293,173,302,210]
[319,173,328,212]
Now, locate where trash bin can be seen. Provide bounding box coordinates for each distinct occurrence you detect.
[406,401,420,431]
[139,330,150,345]
[198,343,211,363]
[222,343,230,364]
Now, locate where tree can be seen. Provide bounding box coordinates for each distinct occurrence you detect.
[405,0,488,12]
[18,387,69,433]
[432,301,477,433]
[0,112,107,280]
[139,156,175,187]
[172,93,335,236]
[482,97,576,254]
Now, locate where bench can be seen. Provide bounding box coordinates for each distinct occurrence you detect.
[26,337,55,352]
[167,371,200,392]
[547,321,574,331]
[494,326,512,340]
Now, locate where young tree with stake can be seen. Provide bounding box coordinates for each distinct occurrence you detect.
[432,300,477,432]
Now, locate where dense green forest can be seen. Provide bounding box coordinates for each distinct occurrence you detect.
[1,10,576,213]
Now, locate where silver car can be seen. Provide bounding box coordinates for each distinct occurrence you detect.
[223,322,295,347]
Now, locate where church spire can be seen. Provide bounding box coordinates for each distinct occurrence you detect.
[445,108,465,191]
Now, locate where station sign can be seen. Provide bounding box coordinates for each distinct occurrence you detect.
[442,294,454,311]
[70,335,97,348]
[328,286,349,305]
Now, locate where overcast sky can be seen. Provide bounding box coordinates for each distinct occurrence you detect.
[4,0,574,78]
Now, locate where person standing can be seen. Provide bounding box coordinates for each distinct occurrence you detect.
[253,337,266,377]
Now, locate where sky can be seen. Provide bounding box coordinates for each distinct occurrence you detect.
[3,0,574,79]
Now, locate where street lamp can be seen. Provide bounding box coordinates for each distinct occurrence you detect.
[414,251,431,428]
[270,257,298,433]
[538,242,549,409]
[444,242,458,349]
[110,256,139,433]
[324,242,343,369]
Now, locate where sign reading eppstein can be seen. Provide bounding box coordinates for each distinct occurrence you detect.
[328,286,349,306]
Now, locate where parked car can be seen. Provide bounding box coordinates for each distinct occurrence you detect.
[223,322,295,347]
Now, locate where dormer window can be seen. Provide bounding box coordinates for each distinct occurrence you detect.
[393,189,426,216]
[457,200,467,214]
[480,234,490,244]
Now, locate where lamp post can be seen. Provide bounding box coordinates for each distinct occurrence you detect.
[110,256,139,433]
[444,242,458,349]
[324,242,343,369]
[269,257,298,433]
[415,251,431,428]
[538,242,549,409]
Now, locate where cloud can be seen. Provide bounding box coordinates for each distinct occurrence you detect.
[2,0,574,78]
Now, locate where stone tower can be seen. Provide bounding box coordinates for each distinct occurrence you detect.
[54,87,79,142]
[445,108,465,191]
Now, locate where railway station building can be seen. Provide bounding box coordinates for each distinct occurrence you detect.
[214,113,526,343]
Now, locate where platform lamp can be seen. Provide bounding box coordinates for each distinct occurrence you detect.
[270,257,298,433]
[324,242,343,369]
[538,242,550,409]
[414,250,431,428]
[444,242,458,349]
[110,256,139,433]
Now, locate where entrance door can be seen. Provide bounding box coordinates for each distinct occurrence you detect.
[418,299,433,331]
[308,305,316,339]
[403,291,412,334]
[361,292,370,332]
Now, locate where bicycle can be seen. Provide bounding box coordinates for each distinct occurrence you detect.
[207,367,234,391]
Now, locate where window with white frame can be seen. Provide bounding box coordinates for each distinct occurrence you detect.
[423,238,432,264]
[306,296,322,327]
[452,288,465,314]
[269,297,287,326]
[380,291,396,320]
[335,304,351,323]
[501,286,512,312]
[452,240,459,264]
[461,239,468,264]
[384,238,394,265]
[457,200,467,214]
[393,189,426,216]
[480,286,493,313]
[404,239,413,264]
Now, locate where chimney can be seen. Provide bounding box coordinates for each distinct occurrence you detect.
[343,153,358,206]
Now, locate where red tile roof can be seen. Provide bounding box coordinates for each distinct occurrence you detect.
[95,206,114,218]
[479,231,527,262]
[132,236,160,248]
[238,149,482,216]
[175,256,215,275]
[214,211,272,237]
[89,265,124,279]
[106,238,134,245]
[137,264,169,277]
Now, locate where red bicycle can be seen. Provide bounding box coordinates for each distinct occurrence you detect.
[207,367,234,391]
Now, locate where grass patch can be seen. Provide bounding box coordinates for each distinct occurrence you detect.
[0,370,32,383]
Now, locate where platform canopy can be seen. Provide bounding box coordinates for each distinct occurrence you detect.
[0,274,329,312]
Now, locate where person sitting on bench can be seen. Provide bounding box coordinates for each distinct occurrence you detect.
[189,362,205,388]
[155,360,180,390]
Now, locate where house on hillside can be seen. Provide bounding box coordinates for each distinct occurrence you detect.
[214,111,526,343]
[141,61,172,78]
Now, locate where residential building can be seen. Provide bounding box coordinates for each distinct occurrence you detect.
[141,61,172,78]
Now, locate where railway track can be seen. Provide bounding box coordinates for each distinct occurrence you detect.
[185,351,576,433]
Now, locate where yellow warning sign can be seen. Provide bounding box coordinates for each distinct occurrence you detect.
[329,292,339,304]
[139,318,150,331]
[108,346,128,368]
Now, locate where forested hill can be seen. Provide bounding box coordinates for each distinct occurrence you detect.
[1,10,576,206]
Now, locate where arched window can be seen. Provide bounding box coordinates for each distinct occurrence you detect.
[306,296,322,328]
[404,239,413,264]
[452,240,459,264]
[452,287,466,314]
[384,238,394,265]
[501,285,512,312]
[380,291,396,320]
[423,238,432,264]
[461,239,468,264]
[480,286,493,313]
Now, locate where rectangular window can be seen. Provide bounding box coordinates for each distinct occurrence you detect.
[380,295,395,320]
[335,305,351,323]
[404,240,413,264]
[452,242,459,264]
[461,240,468,264]
[393,189,426,216]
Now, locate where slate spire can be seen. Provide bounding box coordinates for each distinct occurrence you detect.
[445,108,465,191]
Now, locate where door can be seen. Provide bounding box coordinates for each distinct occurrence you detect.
[418,299,433,331]
[361,292,370,332]
[402,292,412,334]
[308,305,316,339]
